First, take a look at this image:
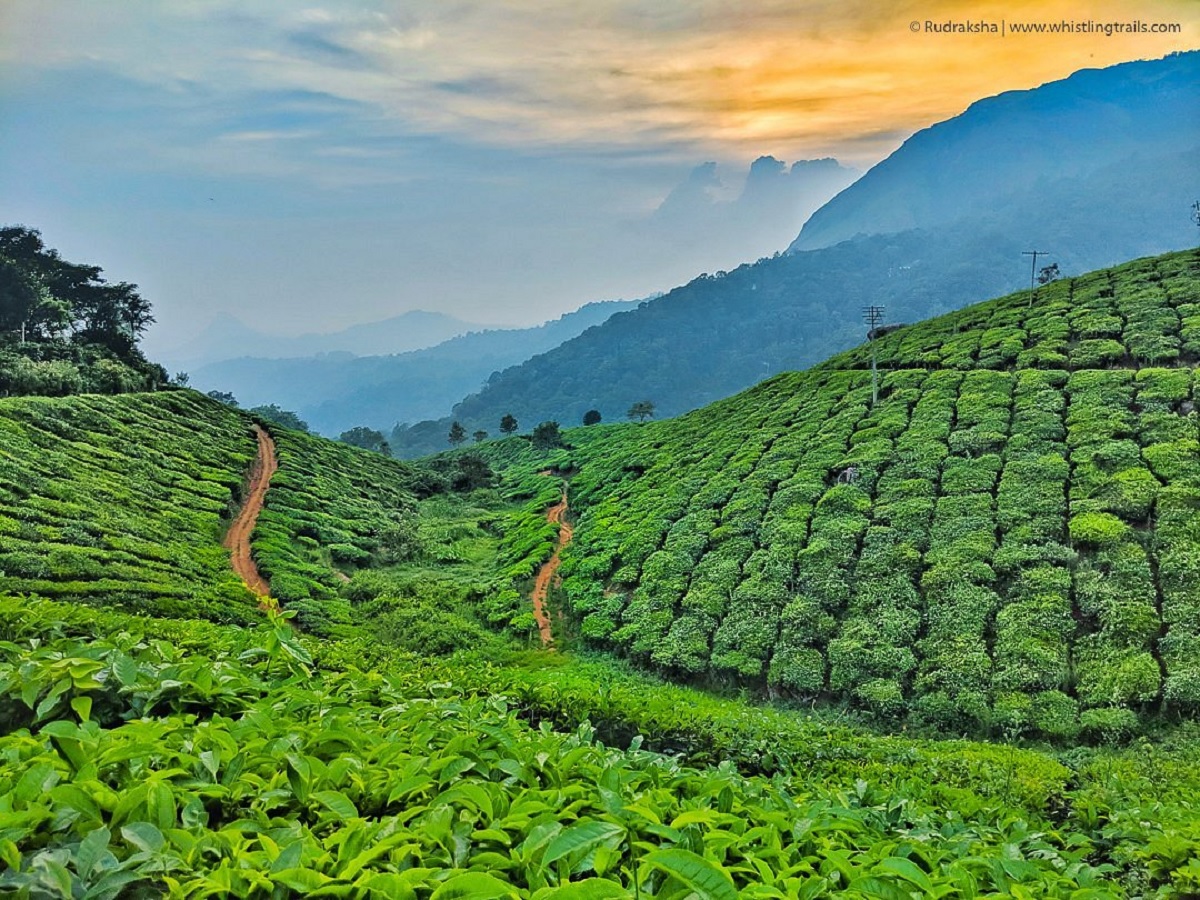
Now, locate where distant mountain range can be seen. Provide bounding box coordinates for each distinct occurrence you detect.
[791,51,1199,252]
[387,51,1199,457]
[188,299,642,435]
[159,309,489,372]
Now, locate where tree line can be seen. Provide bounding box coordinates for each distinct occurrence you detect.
[0,225,166,396]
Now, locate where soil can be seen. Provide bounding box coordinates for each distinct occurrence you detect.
[223,424,277,602]
[530,489,573,647]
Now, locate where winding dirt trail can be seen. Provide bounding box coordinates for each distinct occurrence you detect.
[530,489,572,647]
[224,424,277,602]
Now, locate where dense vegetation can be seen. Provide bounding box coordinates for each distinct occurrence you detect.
[0,392,440,627]
[4,596,1200,897]
[3,249,1200,894]
[0,226,167,397]
[474,250,1200,741]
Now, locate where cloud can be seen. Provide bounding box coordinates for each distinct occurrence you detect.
[1,0,1195,176]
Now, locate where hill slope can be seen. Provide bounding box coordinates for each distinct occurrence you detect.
[487,249,1200,738]
[0,391,436,623]
[790,51,1200,252]
[391,53,1199,457]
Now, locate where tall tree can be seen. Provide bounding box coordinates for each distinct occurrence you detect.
[627,400,655,423]
[340,425,390,454]
[448,421,467,446]
[251,404,309,433]
[472,429,488,443]
[583,409,602,426]
[531,420,564,451]
[499,413,518,435]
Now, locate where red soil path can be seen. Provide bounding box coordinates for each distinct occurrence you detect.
[223,424,277,602]
[530,489,572,647]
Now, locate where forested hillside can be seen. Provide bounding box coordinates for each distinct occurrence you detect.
[390,52,1198,458]
[484,249,1200,740]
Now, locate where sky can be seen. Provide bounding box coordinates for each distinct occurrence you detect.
[0,1,1195,355]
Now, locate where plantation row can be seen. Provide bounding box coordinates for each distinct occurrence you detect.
[832,252,1199,372]
[4,596,1199,897]
[0,393,261,622]
[0,392,437,625]
[502,250,1200,738]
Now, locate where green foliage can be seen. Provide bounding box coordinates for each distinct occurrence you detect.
[0,226,165,396]
[2,597,1199,897]
[465,250,1200,737]
[338,425,390,455]
[249,403,310,433]
[532,421,565,451]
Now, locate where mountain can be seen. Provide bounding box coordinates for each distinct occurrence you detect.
[790,51,1200,251]
[478,248,1200,735]
[649,155,858,263]
[389,52,1200,457]
[3,254,1199,893]
[188,298,641,435]
[157,308,488,371]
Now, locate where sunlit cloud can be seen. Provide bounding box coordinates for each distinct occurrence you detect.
[1,0,1194,174]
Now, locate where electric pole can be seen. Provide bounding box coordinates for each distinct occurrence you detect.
[862,305,885,407]
[1023,250,1049,309]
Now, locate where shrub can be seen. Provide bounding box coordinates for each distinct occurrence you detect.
[1069,512,1128,548]
[1080,706,1139,744]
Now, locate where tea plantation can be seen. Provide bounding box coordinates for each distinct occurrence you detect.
[2,250,1200,895]
[488,249,1200,740]
[0,391,438,625]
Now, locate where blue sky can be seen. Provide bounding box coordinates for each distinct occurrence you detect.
[0,1,1194,353]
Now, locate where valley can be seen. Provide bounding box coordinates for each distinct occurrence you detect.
[2,250,1199,895]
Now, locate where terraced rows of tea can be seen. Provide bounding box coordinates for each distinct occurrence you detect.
[545,249,1200,737]
[0,392,431,623]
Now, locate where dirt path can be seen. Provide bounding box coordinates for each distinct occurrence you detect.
[530,489,572,647]
[224,424,277,601]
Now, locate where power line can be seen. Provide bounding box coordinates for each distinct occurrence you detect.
[1022,250,1050,309]
[862,305,885,407]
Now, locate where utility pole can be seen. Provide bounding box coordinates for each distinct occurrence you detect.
[1023,250,1049,309]
[862,305,885,407]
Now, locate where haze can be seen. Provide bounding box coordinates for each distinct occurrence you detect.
[0,0,1193,355]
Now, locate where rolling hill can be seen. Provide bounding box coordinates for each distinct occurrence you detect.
[3,254,1200,894]
[480,248,1200,739]
[189,298,640,436]
[390,51,1200,457]
[0,391,439,624]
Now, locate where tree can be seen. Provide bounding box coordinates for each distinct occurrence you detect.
[472,429,488,443]
[499,413,518,435]
[583,409,602,426]
[339,425,390,454]
[173,371,190,387]
[453,452,494,491]
[531,420,564,451]
[448,421,467,446]
[250,404,309,433]
[1037,263,1061,286]
[627,400,655,422]
[206,390,238,407]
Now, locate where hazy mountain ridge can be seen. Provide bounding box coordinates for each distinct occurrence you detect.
[190,298,642,435]
[158,308,489,372]
[789,50,1200,252]
[389,52,1199,457]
